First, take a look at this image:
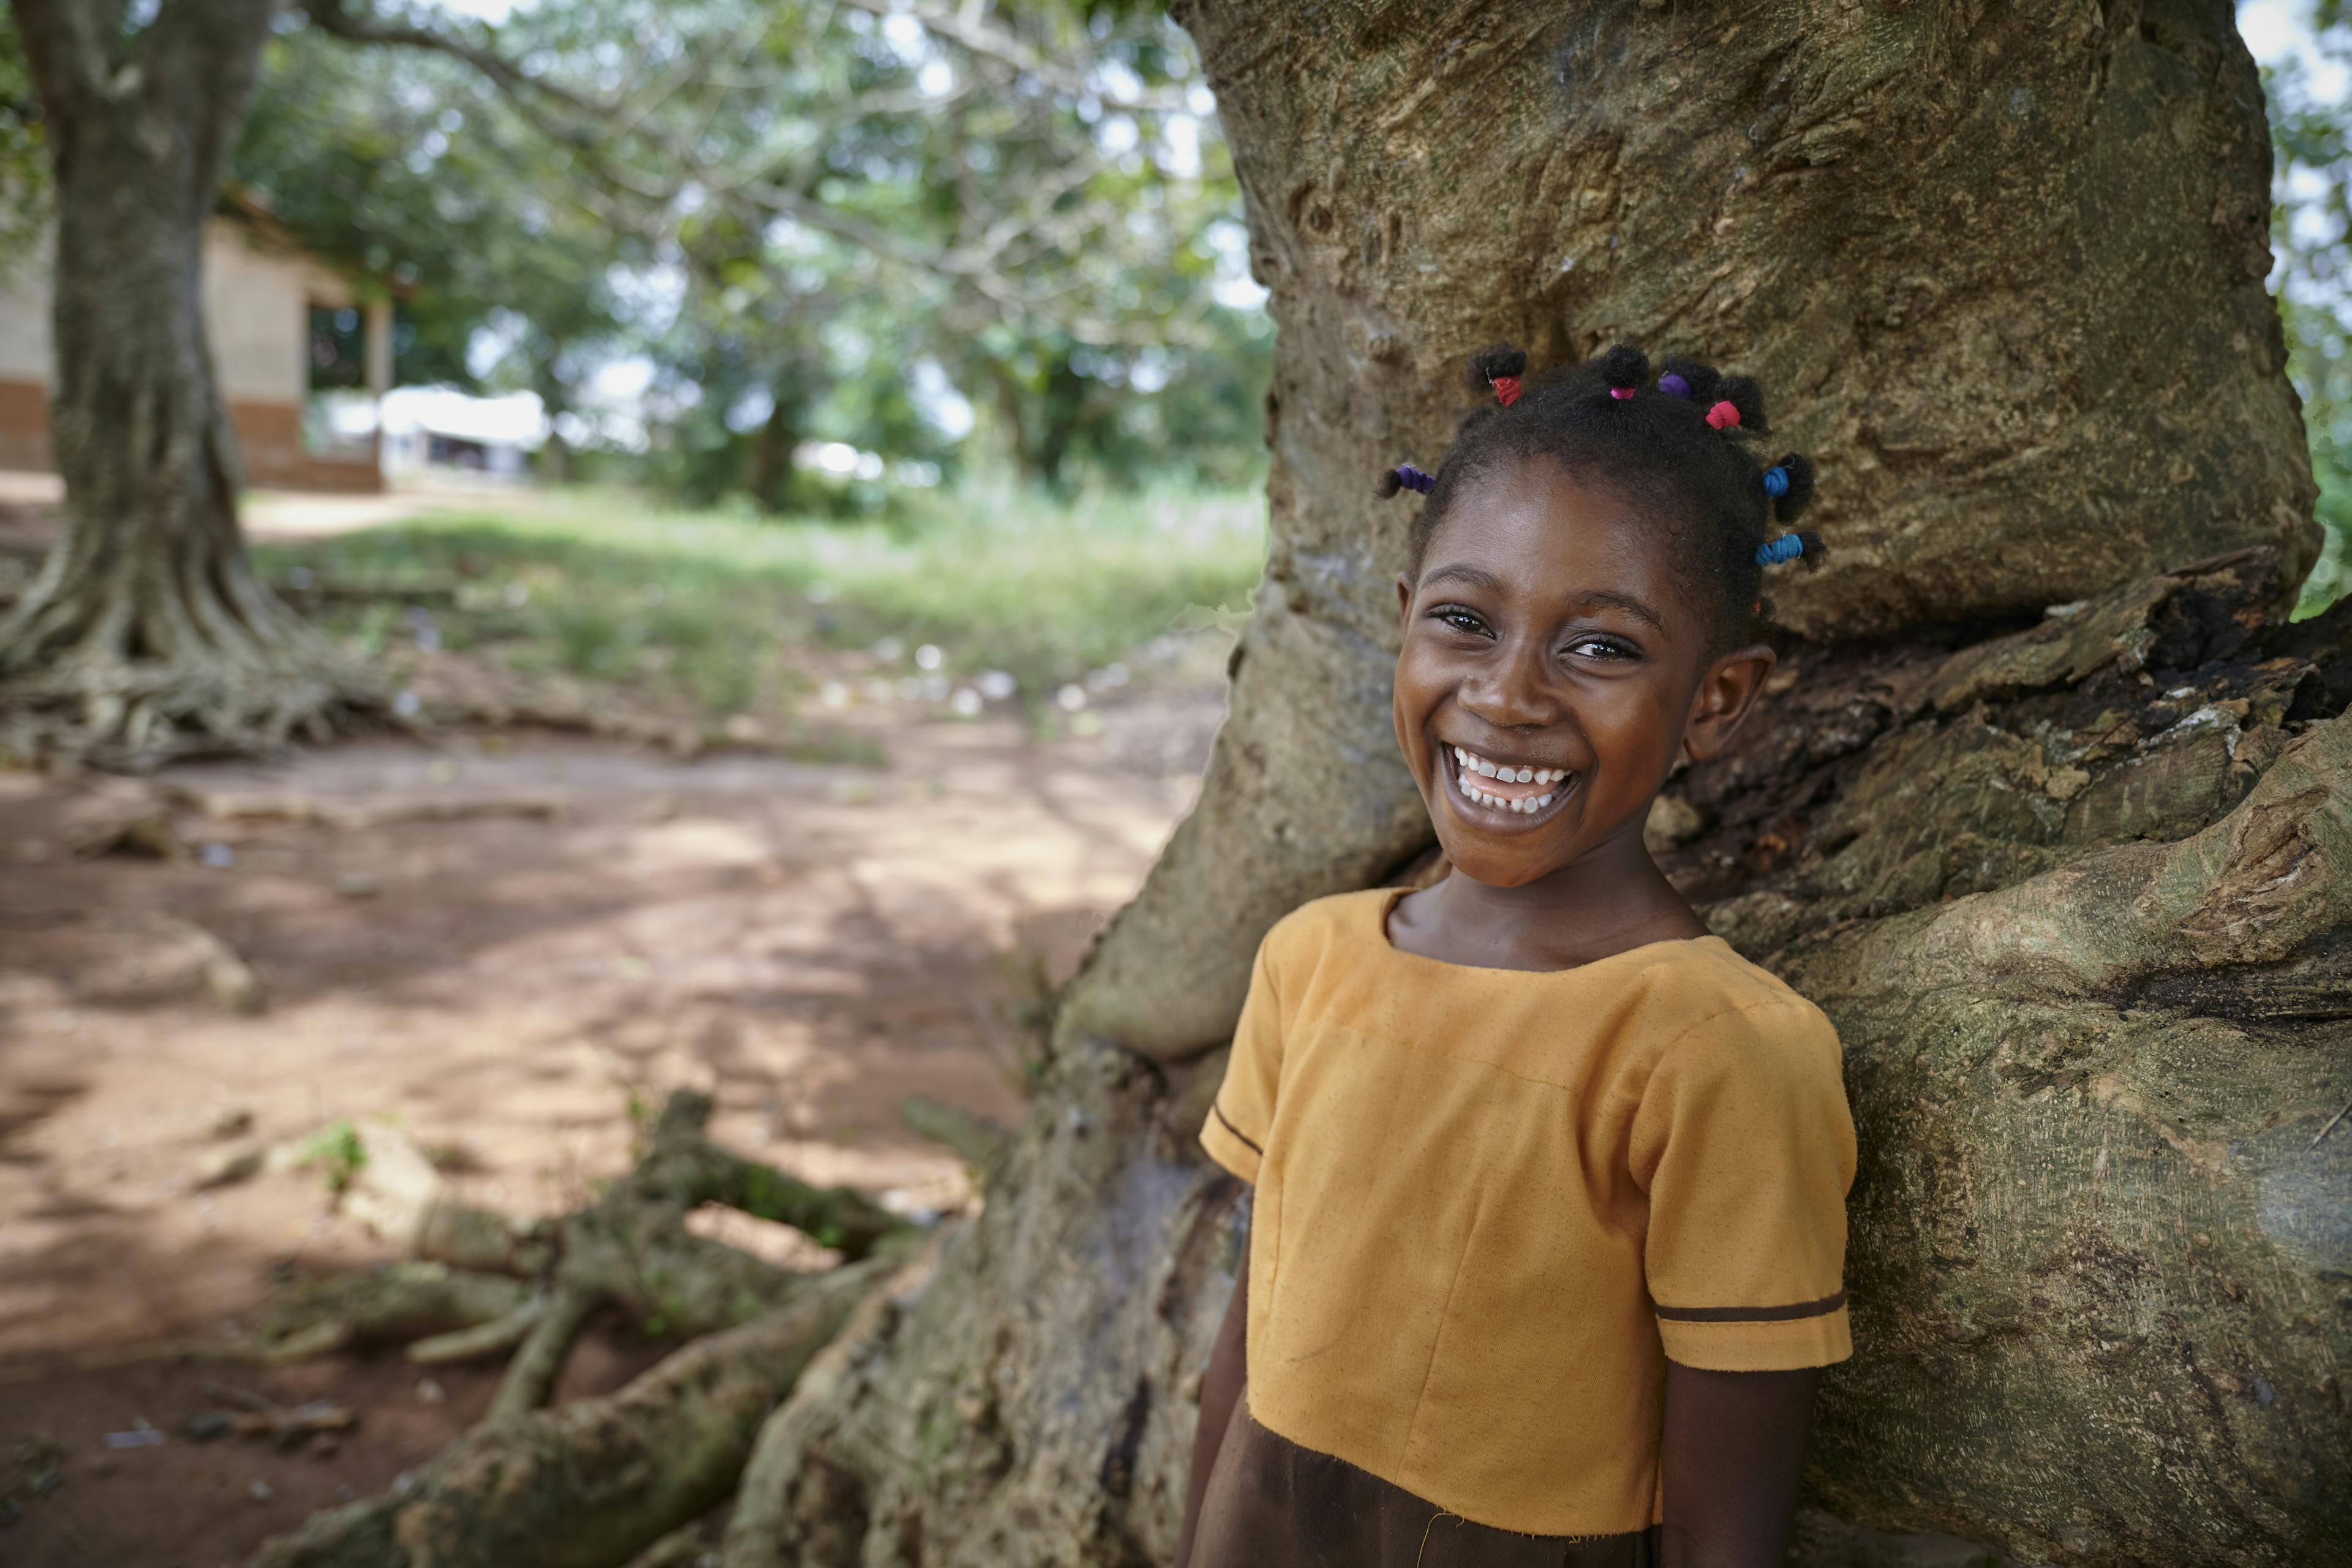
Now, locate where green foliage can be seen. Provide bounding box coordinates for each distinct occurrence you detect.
[233,24,635,402]
[252,481,1265,720]
[0,13,51,270]
[2263,7,2352,614]
[237,0,1270,504]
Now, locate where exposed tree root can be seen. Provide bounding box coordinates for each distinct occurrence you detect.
[302,1093,911,1403]
[489,1284,600,1420]
[230,1093,926,1567]
[0,619,385,774]
[253,1263,537,1362]
[720,1232,954,1568]
[244,1262,888,1568]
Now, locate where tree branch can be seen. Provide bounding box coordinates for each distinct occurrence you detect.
[833,0,1192,111]
[297,0,611,119]
[6,0,110,114]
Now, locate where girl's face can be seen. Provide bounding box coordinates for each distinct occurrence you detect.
[1392,457,1773,889]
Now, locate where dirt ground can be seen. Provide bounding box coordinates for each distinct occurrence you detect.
[0,674,1220,1564]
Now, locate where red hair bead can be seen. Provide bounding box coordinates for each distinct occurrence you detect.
[1705,399,1741,429]
[1491,375,1522,407]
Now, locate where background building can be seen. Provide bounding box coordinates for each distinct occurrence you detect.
[0,195,390,492]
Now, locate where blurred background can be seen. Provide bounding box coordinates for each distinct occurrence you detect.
[0,0,1275,742]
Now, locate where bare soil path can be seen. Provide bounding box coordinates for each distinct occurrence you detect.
[0,690,1216,1566]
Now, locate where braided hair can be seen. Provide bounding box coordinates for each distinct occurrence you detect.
[1378,343,1822,647]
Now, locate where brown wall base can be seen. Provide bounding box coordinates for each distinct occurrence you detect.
[0,379,382,494]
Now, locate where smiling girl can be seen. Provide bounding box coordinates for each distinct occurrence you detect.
[1175,345,1854,1568]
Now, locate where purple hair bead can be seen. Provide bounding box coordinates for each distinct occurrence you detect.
[1658,372,1691,399]
[1395,463,1436,494]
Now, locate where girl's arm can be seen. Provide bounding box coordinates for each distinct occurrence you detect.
[1173,1263,1248,1568]
[1659,1363,1818,1568]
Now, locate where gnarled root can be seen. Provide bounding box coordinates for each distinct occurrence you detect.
[0,606,383,773]
[720,1232,954,1568]
[252,1262,535,1362]
[240,1093,927,1568]
[292,1093,912,1411]
[244,1261,888,1568]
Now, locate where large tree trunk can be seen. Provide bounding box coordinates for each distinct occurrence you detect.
[726,4,2346,1566]
[0,0,374,770]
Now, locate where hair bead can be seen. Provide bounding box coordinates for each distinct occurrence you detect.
[1596,343,1650,402]
[1400,342,1821,639]
[1766,451,1816,522]
[1468,344,1529,409]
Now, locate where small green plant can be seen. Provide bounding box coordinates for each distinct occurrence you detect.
[296,1119,369,1195]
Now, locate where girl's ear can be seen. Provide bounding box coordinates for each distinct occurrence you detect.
[1682,644,1776,762]
[1396,572,1414,624]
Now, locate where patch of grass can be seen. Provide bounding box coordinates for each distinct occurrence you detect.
[255,480,1266,717]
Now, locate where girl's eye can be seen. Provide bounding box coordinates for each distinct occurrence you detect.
[1566,635,1640,663]
[1430,606,1491,637]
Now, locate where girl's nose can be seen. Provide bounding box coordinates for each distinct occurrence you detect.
[1458,641,1557,728]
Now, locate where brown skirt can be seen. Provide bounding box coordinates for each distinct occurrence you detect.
[1189,1401,1662,1568]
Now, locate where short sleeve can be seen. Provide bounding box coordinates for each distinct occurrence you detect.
[1630,998,1856,1371]
[1199,933,1284,1184]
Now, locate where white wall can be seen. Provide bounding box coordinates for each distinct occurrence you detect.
[0,220,330,405]
[0,242,52,383]
[203,224,311,405]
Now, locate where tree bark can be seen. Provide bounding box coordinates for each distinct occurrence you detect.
[0,0,375,769]
[726,5,2346,1566]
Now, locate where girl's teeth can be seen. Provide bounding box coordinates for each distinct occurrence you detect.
[1451,747,1570,786]
[1450,747,1571,810]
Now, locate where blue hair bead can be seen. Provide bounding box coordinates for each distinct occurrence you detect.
[1762,466,1790,499]
[1395,463,1436,495]
[1755,533,1806,566]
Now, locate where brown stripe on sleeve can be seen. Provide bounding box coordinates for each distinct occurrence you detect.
[1653,1289,1845,1324]
[1211,1102,1264,1156]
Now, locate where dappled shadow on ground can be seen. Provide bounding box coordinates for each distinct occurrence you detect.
[0,1319,670,1567]
[0,701,1213,1559]
[0,704,1211,1382]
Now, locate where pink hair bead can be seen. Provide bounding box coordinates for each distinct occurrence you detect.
[1608,386,1635,401]
[1705,400,1741,429]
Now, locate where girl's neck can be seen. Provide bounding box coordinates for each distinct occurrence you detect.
[1389,817,1708,973]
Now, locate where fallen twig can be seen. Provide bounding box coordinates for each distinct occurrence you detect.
[167,786,569,831]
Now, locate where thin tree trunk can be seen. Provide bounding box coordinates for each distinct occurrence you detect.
[0,0,374,769]
[747,392,798,515]
[725,6,2346,1567]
